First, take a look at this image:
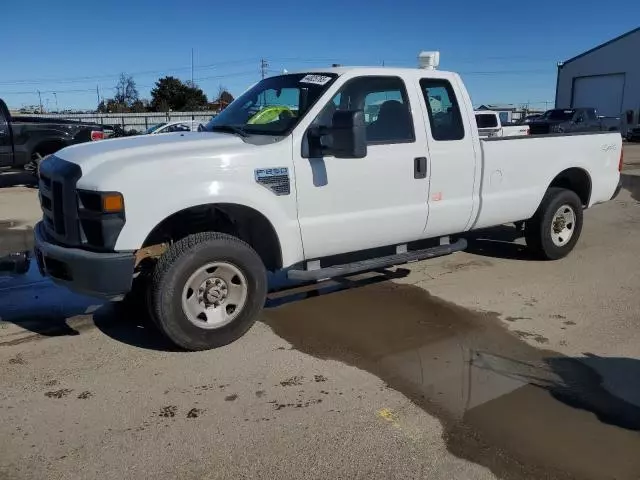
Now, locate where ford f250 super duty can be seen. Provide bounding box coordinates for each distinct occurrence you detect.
[33,52,623,350]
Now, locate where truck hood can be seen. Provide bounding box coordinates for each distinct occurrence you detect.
[57,131,247,174]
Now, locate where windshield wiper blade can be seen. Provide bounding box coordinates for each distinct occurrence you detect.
[210,125,248,137]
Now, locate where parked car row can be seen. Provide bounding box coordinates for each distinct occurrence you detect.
[528,108,619,135]
[0,98,104,173]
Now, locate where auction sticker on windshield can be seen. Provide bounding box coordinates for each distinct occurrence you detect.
[300,75,332,85]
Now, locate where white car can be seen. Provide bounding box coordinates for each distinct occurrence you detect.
[145,120,202,134]
[35,52,622,350]
[475,110,530,137]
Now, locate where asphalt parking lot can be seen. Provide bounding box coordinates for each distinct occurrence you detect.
[1,144,640,480]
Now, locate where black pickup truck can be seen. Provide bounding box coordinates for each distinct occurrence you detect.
[529,108,620,135]
[0,99,104,173]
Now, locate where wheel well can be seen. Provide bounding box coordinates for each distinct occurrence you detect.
[32,140,65,157]
[548,168,591,206]
[143,204,283,271]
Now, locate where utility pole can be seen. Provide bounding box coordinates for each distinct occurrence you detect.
[96,85,101,106]
[260,58,269,79]
[37,90,43,113]
[53,92,58,112]
[191,48,194,85]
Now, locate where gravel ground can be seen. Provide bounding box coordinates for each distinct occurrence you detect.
[1,154,640,480]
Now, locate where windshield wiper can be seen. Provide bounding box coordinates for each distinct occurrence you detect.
[209,125,248,137]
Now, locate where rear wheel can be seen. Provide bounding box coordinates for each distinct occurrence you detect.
[149,232,267,351]
[525,187,583,260]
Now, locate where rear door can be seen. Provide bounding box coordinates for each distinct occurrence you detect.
[417,78,477,238]
[0,100,14,167]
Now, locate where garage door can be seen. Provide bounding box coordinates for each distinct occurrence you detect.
[572,74,625,117]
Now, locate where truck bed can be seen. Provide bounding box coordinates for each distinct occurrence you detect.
[472,131,621,230]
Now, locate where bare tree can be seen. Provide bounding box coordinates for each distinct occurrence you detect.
[114,73,139,108]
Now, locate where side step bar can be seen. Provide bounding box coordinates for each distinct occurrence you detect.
[287,238,467,282]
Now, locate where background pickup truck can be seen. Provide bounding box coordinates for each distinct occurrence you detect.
[0,98,104,173]
[529,108,620,135]
[33,53,623,351]
[475,110,530,137]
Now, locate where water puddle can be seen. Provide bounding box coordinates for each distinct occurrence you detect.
[0,221,103,338]
[263,283,640,480]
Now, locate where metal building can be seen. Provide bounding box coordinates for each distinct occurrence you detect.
[555,27,640,135]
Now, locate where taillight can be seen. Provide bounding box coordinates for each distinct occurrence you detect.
[619,149,624,172]
[91,130,105,141]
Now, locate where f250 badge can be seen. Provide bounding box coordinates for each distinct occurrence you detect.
[255,167,289,179]
[601,143,617,152]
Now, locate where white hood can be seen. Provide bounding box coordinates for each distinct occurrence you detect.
[57,132,247,174]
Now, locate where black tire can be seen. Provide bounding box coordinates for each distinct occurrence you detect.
[149,232,267,351]
[525,187,583,260]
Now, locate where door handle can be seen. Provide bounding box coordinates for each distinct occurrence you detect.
[414,157,427,179]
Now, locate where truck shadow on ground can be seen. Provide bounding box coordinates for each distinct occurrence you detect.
[621,172,640,202]
[461,225,535,261]
[262,283,640,480]
[91,268,412,352]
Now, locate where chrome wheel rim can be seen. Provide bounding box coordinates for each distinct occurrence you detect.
[550,205,576,247]
[181,262,248,329]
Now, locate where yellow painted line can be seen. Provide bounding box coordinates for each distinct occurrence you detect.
[376,407,421,442]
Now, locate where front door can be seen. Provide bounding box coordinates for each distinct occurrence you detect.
[292,75,430,260]
[0,100,13,167]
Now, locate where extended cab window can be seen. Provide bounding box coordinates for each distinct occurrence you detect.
[420,79,465,141]
[314,76,414,145]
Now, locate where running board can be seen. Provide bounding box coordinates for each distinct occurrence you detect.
[287,238,467,282]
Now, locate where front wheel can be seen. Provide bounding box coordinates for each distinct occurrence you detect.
[149,232,267,351]
[525,187,583,260]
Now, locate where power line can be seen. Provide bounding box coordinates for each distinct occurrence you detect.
[3,70,259,95]
[0,59,260,86]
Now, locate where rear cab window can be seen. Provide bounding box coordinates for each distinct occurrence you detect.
[475,113,499,129]
[419,79,465,141]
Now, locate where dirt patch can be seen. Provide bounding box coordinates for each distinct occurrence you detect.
[279,376,304,387]
[45,389,72,399]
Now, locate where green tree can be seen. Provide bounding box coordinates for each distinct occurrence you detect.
[150,76,208,111]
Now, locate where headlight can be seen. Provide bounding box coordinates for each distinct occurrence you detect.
[76,190,126,250]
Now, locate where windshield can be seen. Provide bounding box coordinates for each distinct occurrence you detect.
[542,109,575,121]
[146,123,167,134]
[202,73,338,136]
[475,114,498,128]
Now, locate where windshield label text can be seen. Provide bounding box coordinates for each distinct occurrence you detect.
[300,75,332,86]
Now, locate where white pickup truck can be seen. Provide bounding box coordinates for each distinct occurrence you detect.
[475,110,530,137]
[34,52,622,350]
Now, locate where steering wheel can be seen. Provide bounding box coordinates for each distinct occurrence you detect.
[247,106,293,125]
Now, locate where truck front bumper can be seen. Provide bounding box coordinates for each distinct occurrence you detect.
[33,221,135,299]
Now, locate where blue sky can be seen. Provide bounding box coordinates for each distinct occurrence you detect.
[2,1,639,111]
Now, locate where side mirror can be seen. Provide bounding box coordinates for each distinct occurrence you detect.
[307,110,367,159]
